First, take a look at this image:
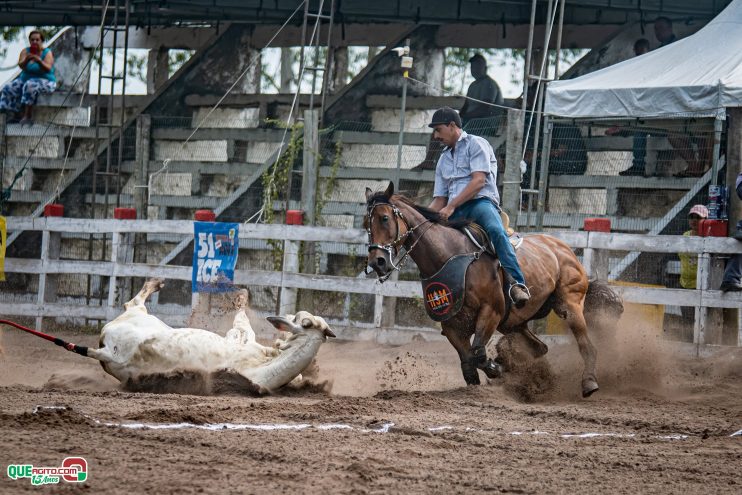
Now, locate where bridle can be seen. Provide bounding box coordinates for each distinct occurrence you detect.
[366,201,433,282]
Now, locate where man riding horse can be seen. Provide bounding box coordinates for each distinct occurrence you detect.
[427,107,531,308]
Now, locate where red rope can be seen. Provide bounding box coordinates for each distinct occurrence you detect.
[0,318,57,342]
[0,318,90,357]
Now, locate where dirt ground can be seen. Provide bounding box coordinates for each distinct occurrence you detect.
[0,315,741,494]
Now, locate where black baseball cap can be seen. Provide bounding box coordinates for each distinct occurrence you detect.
[428,107,462,128]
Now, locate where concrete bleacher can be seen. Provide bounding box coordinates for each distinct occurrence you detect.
[2,91,709,239]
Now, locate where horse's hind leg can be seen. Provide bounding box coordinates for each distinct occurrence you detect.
[516,324,549,359]
[556,301,599,397]
[124,278,165,312]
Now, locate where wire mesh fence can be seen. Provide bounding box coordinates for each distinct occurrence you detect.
[529,117,722,293]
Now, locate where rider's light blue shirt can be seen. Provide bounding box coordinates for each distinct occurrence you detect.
[433,130,500,206]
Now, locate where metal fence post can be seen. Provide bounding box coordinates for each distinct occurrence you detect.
[536,116,553,231]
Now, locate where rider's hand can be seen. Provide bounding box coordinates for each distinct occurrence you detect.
[439,205,454,221]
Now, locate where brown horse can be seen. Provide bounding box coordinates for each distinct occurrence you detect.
[365,182,622,397]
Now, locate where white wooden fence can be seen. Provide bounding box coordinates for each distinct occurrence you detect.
[1,217,741,347]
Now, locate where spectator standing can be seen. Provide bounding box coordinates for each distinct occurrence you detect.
[677,204,708,323]
[0,30,56,126]
[679,204,708,290]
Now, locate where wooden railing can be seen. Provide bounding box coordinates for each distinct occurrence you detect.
[1,217,740,347]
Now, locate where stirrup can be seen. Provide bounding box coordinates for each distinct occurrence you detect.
[508,283,531,304]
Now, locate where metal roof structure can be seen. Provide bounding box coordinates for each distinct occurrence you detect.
[0,0,732,27]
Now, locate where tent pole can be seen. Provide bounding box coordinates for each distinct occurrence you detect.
[554,0,566,79]
[527,0,554,231]
[536,116,552,231]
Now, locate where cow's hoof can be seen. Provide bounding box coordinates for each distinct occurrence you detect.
[146,278,165,292]
[234,289,249,309]
[582,378,599,398]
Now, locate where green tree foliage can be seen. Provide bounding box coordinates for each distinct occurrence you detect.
[498,48,586,86]
[1,27,23,60]
[168,49,194,77]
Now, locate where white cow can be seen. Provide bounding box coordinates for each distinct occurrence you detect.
[84,278,334,394]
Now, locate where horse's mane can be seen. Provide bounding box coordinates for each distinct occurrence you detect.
[366,191,472,229]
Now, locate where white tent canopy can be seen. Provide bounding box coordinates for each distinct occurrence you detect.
[545,0,742,119]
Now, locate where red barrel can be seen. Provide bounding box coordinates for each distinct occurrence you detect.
[43,203,64,217]
[114,207,137,220]
[194,209,216,222]
[286,210,304,225]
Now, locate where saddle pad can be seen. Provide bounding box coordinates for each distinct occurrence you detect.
[420,252,479,322]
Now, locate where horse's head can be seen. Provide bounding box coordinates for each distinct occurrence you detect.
[364,182,410,278]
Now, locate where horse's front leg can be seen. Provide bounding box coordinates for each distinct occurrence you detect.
[472,304,503,379]
[441,324,480,385]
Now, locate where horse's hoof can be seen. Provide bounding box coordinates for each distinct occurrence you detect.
[581,379,599,398]
[465,375,481,386]
[461,362,481,386]
[481,360,503,379]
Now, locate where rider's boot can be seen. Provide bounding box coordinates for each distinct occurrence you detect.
[503,271,530,309]
[509,283,530,309]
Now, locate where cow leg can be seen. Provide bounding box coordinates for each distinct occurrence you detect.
[124,278,165,312]
[442,324,479,385]
[472,305,504,379]
[225,290,256,345]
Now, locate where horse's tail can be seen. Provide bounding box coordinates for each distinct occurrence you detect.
[584,279,624,321]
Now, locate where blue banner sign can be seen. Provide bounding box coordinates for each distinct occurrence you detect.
[192,221,239,293]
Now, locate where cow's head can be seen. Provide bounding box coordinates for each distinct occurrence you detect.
[267,311,336,338]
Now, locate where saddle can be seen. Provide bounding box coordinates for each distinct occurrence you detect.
[421,212,523,323]
[461,210,523,258]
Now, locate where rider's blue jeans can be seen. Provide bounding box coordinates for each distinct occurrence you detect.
[450,197,526,285]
